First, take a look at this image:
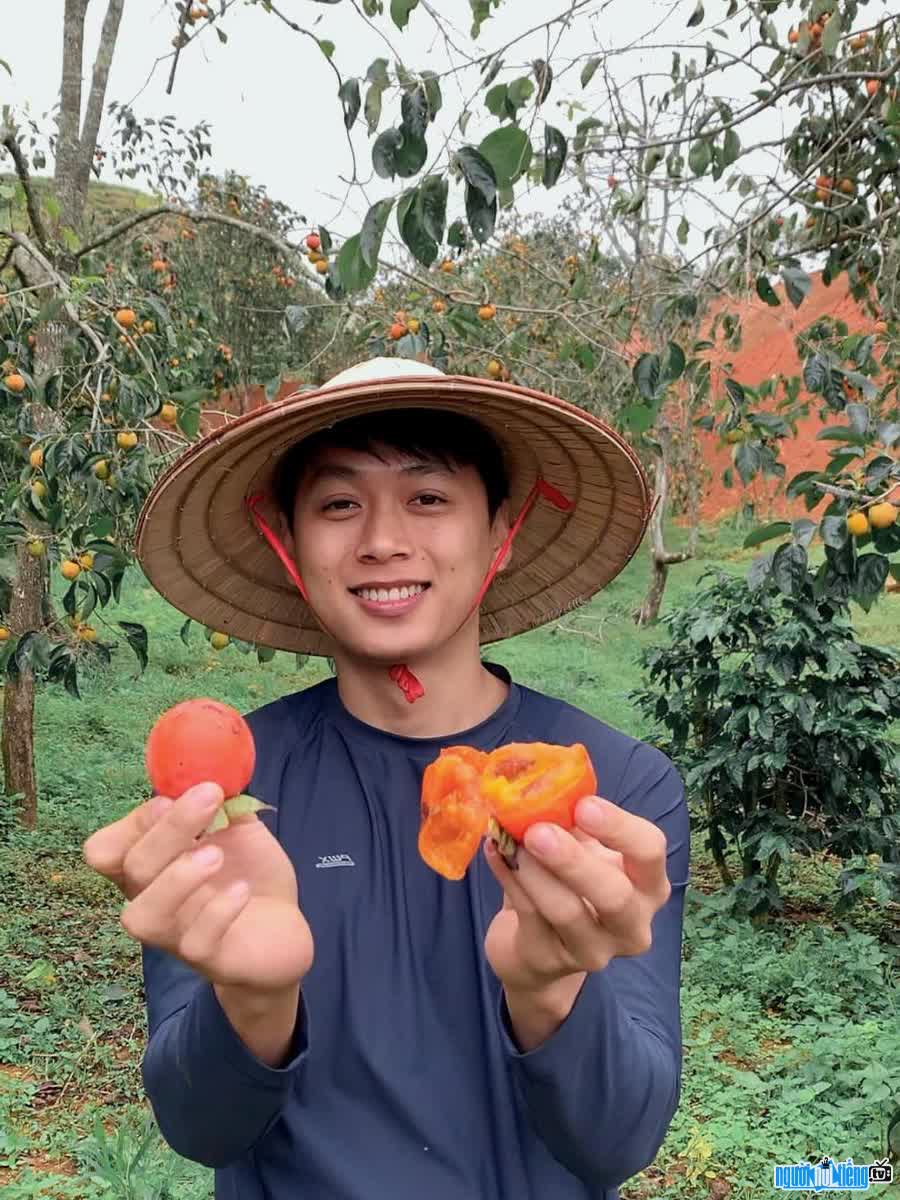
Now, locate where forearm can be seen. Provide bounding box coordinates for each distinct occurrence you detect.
[214,981,301,1067]
[142,968,308,1169]
[501,970,682,1188]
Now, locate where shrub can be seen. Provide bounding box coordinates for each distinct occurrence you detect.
[631,569,900,919]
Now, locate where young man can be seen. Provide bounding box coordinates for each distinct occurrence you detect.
[83,357,690,1200]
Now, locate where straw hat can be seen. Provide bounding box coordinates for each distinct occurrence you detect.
[134,357,653,656]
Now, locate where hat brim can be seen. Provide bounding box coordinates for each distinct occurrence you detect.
[134,374,653,655]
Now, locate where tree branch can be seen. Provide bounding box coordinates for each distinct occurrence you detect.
[0,127,49,251]
[76,0,125,198]
[8,231,105,359]
[74,202,311,261]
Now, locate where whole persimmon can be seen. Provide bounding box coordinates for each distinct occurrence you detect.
[146,698,256,804]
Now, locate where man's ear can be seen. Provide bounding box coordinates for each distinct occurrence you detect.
[276,509,297,559]
[491,499,513,574]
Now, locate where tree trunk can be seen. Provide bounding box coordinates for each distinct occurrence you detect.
[5,256,67,827]
[1,546,46,829]
[55,0,89,233]
[634,421,691,626]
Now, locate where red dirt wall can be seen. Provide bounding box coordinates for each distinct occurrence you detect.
[204,273,887,525]
[695,273,883,522]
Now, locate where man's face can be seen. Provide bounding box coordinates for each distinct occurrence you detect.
[280,445,510,664]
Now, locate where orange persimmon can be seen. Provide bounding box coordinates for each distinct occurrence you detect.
[418,746,489,880]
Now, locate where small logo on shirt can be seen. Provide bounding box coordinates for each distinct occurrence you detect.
[315,853,356,869]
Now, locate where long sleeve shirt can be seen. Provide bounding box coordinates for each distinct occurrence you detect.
[140,662,690,1199]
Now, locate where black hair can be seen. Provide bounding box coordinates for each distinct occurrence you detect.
[272,407,511,533]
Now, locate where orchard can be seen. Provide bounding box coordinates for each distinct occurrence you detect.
[0,2,899,1192]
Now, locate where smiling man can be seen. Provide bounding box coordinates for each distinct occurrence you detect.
[83,357,690,1200]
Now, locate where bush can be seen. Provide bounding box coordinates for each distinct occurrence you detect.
[631,569,900,920]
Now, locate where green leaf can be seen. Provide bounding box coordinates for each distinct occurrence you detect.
[417,175,448,244]
[854,553,889,609]
[743,521,791,548]
[421,72,442,122]
[465,182,497,243]
[390,0,419,28]
[792,518,818,548]
[485,84,509,118]
[756,275,781,306]
[846,403,870,435]
[804,354,829,394]
[257,645,276,664]
[633,353,661,400]
[395,130,428,177]
[688,139,712,176]
[180,618,193,646]
[447,219,467,249]
[454,146,497,204]
[542,125,567,188]
[366,57,390,85]
[771,542,808,596]
[722,127,741,166]
[118,622,148,673]
[401,84,429,138]
[677,215,689,245]
[687,1,704,26]
[822,10,841,54]
[360,198,394,269]
[506,76,534,114]
[338,78,361,130]
[644,146,664,174]
[782,266,812,308]
[398,190,438,267]
[581,56,600,88]
[318,39,335,59]
[364,82,385,134]
[373,128,404,179]
[661,341,686,384]
[336,233,377,293]
[735,440,761,484]
[479,126,532,189]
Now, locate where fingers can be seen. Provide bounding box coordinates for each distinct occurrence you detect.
[85,783,225,901]
[119,840,226,945]
[503,836,625,970]
[574,796,670,902]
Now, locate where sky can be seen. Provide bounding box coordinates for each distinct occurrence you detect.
[5,1,740,250]
[5,0,884,265]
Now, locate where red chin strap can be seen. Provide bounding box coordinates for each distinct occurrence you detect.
[246,476,574,703]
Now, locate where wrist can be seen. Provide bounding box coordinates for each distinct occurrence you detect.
[503,971,586,1053]
[213,980,303,1068]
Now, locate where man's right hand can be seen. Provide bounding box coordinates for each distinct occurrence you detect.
[82,782,314,994]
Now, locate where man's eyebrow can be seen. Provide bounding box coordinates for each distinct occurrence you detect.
[306,461,454,484]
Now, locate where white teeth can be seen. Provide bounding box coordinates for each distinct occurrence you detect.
[356,584,425,602]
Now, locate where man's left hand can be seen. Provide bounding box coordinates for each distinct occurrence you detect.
[483,795,671,1044]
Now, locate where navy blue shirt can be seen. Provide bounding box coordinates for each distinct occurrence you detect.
[141,663,690,1199]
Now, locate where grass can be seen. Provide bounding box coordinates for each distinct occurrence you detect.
[0,175,159,239]
[0,519,898,1199]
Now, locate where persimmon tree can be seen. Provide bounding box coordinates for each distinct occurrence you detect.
[0,1,341,828]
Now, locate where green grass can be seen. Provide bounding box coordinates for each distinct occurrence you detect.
[0,521,898,1198]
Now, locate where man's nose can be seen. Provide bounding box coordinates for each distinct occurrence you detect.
[356,500,413,561]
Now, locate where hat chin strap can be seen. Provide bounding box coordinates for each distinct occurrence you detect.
[246,477,573,703]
